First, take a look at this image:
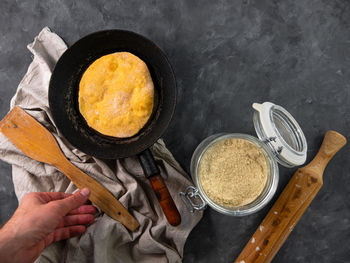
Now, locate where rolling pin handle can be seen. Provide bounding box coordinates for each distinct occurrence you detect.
[305,131,347,173]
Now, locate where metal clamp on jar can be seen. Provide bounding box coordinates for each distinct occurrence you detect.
[180,102,307,216]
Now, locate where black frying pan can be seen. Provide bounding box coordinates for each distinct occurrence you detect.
[49,30,181,226]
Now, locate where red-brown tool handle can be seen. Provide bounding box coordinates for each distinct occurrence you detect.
[138,149,181,226]
[149,175,181,226]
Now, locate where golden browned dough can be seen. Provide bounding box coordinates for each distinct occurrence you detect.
[79,52,154,138]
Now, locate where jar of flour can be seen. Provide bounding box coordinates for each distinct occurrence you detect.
[180,102,307,216]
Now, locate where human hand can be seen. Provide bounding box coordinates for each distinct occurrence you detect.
[0,188,96,263]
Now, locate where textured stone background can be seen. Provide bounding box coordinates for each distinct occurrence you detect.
[0,0,349,262]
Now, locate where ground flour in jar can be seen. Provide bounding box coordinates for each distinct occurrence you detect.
[199,138,268,208]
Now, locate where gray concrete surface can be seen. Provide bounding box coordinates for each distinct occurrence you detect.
[1,0,350,262]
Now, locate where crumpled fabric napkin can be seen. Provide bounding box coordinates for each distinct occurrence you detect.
[0,27,202,263]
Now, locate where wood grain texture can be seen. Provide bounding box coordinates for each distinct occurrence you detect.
[0,106,139,231]
[149,175,181,226]
[235,131,347,263]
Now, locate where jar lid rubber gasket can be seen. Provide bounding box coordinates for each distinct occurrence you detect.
[252,102,307,168]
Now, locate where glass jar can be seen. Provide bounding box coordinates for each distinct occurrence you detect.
[180,102,307,216]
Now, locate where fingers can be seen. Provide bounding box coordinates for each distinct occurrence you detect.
[68,205,97,215]
[21,192,72,205]
[53,188,91,216]
[35,192,92,204]
[24,191,91,205]
[56,214,95,228]
[55,225,86,241]
[40,192,72,203]
[45,225,86,247]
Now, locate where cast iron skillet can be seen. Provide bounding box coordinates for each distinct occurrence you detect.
[49,30,181,226]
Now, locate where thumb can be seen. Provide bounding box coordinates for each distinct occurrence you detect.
[54,188,90,216]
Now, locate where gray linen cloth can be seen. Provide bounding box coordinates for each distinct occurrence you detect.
[0,27,202,263]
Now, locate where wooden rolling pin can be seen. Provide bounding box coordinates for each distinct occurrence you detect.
[235,131,347,263]
[0,106,139,232]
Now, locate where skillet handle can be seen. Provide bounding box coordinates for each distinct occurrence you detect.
[138,149,181,226]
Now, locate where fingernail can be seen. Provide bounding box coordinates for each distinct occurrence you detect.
[80,188,90,197]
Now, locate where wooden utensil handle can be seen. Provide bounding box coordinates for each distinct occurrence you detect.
[58,160,140,231]
[235,131,346,263]
[305,131,347,173]
[149,175,181,226]
[138,149,181,226]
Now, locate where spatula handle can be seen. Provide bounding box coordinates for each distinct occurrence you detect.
[138,149,181,226]
[57,160,140,232]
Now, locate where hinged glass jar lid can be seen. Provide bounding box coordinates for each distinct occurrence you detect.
[252,102,307,168]
[180,102,308,216]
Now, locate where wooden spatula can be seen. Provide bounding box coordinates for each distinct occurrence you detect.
[0,106,139,232]
[235,130,346,263]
